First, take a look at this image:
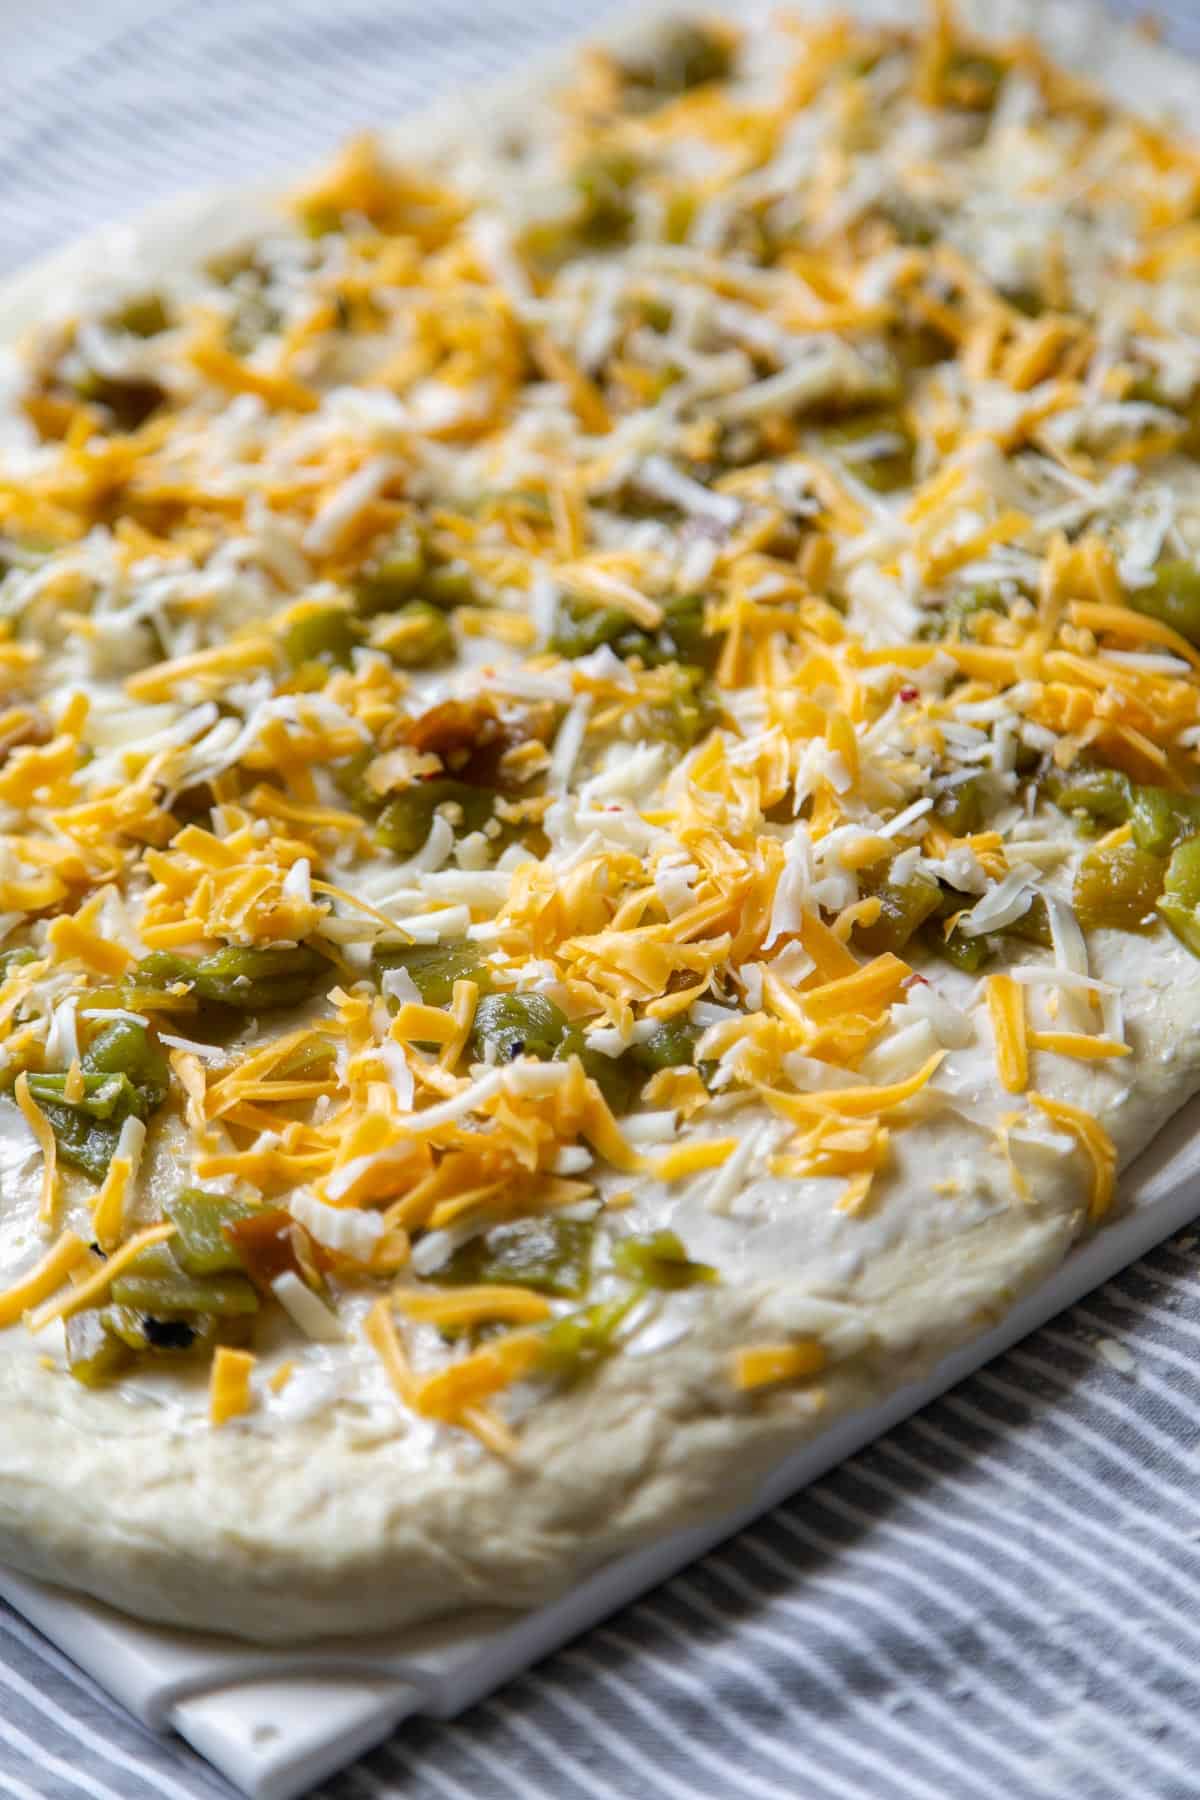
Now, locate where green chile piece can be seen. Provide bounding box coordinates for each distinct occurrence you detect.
[470,992,569,1063]
[64,1311,134,1388]
[618,23,732,101]
[572,149,639,247]
[1127,561,1200,647]
[0,946,36,979]
[1005,894,1053,949]
[136,943,331,1012]
[373,941,493,1008]
[439,1216,595,1298]
[627,1018,703,1073]
[102,1304,255,1355]
[1052,766,1132,828]
[1074,843,1165,933]
[537,1294,639,1382]
[355,526,477,616]
[383,600,455,668]
[553,1027,639,1115]
[27,1019,170,1182]
[645,664,719,748]
[284,605,361,669]
[929,922,991,973]
[820,411,915,492]
[854,871,942,956]
[550,592,715,670]
[164,1189,261,1277]
[73,369,166,431]
[109,1244,259,1318]
[1131,786,1200,856]
[934,774,988,837]
[611,1228,716,1289]
[374,779,495,856]
[1049,767,1200,855]
[1159,834,1200,956]
[109,292,170,338]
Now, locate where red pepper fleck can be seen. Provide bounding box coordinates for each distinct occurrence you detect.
[899,686,919,702]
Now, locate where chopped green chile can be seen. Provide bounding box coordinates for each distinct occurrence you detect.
[284,604,361,669]
[108,292,171,338]
[537,1294,638,1382]
[374,779,495,855]
[65,1310,134,1388]
[617,22,733,102]
[439,1216,595,1298]
[1050,766,1200,855]
[102,1304,254,1357]
[819,411,915,492]
[470,992,569,1063]
[355,525,478,616]
[28,1019,169,1181]
[1127,561,1200,647]
[0,946,36,979]
[373,940,493,1007]
[35,1109,121,1182]
[110,1244,259,1318]
[72,370,166,432]
[164,1189,262,1277]
[1005,893,1053,949]
[934,774,988,836]
[550,591,716,671]
[646,665,719,748]
[572,149,639,247]
[1131,787,1200,855]
[554,1027,639,1114]
[627,1018,703,1073]
[929,922,991,972]
[611,1228,716,1289]
[381,599,455,668]
[136,943,331,1012]
[1075,843,1165,933]
[1159,834,1200,956]
[25,1069,140,1120]
[941,48,1008,108]
[84,1018,170,1107]
[854,871,942,956]
[1051,766,1132,828]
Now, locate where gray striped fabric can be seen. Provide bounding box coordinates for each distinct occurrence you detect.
[4,4,1200,1797]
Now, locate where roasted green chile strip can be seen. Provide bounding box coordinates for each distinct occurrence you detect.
[470,992,569,1062]
[137,944,331,1011]
[1126,561,1200,647]
[110,1244,260,1318]
[1159,834,1200,956]
[439,1217,595,1298]
[27,1020,170,1182]
[1075,844,1166,933]
[373,941,494,1007]
[374,779,495,855]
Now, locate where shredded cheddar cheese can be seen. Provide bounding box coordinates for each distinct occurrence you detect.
[732,1341,828,1390]
[0,3,1188,1460]
[209,1347,257,1426]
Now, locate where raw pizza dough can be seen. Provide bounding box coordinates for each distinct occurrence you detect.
[0,0,1198,1642]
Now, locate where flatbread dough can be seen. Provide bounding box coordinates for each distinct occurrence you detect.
[1,0,1200,1643]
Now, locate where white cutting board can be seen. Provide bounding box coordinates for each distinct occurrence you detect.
[3,1093,1199,1800]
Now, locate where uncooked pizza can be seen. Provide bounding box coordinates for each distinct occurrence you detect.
[1,0,1199,1642]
